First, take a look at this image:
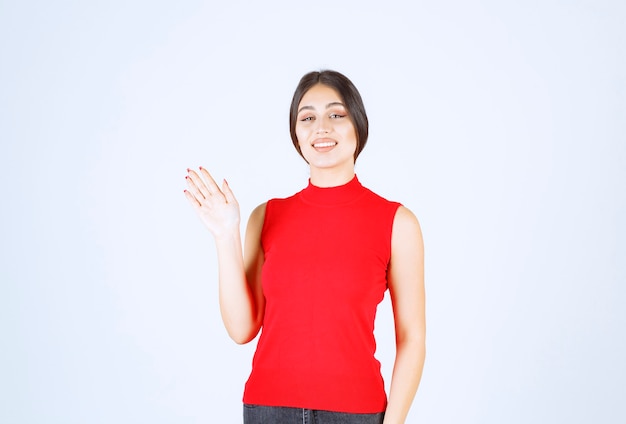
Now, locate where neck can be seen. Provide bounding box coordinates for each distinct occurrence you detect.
[309,167,356,188]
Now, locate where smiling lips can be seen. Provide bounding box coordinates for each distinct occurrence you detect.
[312,140,337,151]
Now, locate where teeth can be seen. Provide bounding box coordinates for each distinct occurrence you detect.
[313,142,336,148]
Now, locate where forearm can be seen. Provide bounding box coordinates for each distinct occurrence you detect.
[184,168,263,343]
[215,231,259,344]
[383,338,426,424]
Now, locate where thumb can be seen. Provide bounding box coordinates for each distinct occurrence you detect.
[222,179,237,203]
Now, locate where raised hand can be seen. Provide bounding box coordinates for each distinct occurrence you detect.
[184,167,240,238]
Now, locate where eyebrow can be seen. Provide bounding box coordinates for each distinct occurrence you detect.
[298,102,346,114]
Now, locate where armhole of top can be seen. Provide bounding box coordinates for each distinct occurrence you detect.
[260,199,273,243]
[387,202,403,264]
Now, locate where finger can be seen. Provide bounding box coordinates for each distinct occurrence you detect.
[199,167,225,200]
[222,179,237,204]
[183,189,201,208]
[186,170,206,198]
[187,167,214,199]
[185,175,203,199]
[186,168,211,198]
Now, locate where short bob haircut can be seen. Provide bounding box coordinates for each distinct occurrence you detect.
[289,70,369,162]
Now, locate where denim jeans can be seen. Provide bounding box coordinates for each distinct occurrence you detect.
[243,404,385,424]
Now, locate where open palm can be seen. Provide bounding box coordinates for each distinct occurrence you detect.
[184,167,240,238]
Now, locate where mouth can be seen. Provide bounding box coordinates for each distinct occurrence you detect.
[311,138,338,152]
[313,141,337,148]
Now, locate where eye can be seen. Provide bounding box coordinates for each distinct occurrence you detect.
[330,113,346,119]
[300,116,314,122]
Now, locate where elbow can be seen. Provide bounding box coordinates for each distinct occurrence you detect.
[397,337,426,372]
[227,324,260,345]
[221,306,263,344]
[231,333,254,345]
[396,332,426,355]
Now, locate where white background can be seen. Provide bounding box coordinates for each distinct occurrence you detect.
[1,0,624,423]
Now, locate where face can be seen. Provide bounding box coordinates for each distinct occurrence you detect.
[295,84,358,175]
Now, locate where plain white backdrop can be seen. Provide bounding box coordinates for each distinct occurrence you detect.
[1,0,624,422]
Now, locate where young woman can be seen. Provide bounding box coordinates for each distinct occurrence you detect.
[184,70,425,424]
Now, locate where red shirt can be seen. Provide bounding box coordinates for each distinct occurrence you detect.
[243,176,400,413]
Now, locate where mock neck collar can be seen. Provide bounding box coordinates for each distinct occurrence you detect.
[299,175,365,206]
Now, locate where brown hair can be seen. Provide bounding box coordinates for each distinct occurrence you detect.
[289,70,369,162]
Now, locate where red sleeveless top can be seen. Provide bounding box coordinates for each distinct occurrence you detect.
[243,176,400,413]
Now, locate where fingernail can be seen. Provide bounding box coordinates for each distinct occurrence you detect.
[199,166,203,170]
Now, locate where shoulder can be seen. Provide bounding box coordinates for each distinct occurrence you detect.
[246,202,267,233]
[391,206,423,248]
[389,206,424,289]
[393,206,420,229]
[250,202,267,218]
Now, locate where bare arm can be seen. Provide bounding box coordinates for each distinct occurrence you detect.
[383,206,426,424]
[184,168,265,344]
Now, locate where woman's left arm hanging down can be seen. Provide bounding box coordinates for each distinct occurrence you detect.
[383,206,426,424]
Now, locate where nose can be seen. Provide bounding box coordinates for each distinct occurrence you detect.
[315,118,329,134]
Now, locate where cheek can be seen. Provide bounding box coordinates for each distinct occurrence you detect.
[295,131,311,163]
[295,127,308,146]
[342,124,358,145]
